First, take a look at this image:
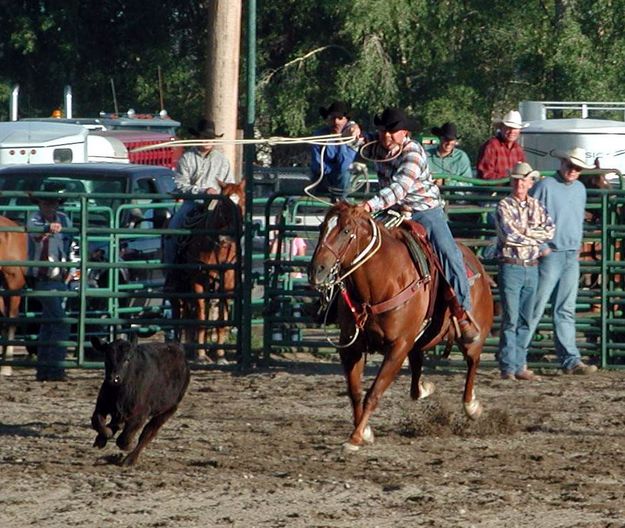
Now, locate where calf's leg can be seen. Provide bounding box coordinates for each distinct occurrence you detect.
[122,405,179,466]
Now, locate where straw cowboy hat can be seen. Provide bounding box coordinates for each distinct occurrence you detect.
[188,118,223,139]
[319,101,351,119]
[550,146,595,170]
[374,107,419,132]
[431,122,460,140]
[495,110,528,129]
[508,161,539,180]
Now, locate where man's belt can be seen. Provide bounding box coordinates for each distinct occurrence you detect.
[500,257,539,267]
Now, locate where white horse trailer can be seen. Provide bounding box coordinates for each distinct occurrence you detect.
[0,121,128,165]
[520,118,625,173]
[519,101,625,178]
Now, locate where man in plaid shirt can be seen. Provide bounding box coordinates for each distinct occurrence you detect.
[362,107,480,344]
[476,110,527,180]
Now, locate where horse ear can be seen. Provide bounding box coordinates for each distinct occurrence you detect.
[238,179,246,190]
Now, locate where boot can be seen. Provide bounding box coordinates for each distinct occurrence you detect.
[449,297,480,345]
[457,317,480,345]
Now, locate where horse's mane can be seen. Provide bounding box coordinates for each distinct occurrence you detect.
[325,202,402,241]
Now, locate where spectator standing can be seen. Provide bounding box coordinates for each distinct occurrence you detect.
[311,101,361,201]
[27,183,73,382]
[526,147,598,375]
[495,162,555,381]
[477,110,527,180]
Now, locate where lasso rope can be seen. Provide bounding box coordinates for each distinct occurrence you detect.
[129,133,358,153]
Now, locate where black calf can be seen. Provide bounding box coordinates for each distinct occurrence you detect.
[90,337,190,466]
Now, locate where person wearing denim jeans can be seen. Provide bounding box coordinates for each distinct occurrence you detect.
[526,147,598,375]
[311,101,361,201]
[361,107,480,344]
[27,183,73,382]
[495,162,555,381]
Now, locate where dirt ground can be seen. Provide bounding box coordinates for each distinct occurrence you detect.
[2,353,625,528]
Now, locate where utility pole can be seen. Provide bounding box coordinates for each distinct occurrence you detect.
[205,0,242,172]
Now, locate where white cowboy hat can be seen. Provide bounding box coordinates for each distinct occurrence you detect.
[508,161,539,180]
[550,146,595,170]
[495,110,528,129]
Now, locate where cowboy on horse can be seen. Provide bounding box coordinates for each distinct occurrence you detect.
[163,118,235,277]
[360,107,480,344]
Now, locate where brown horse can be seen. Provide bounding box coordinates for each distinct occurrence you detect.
[309,202,493,451]
[172,181,245,363]
[0,216,27,376]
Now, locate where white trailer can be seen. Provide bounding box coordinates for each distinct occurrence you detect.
[519,101,625,175]
[0,121,128,165]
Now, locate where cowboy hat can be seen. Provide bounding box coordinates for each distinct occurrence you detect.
[373,107,419,132]
[495,110,528,129]
[508,161,539,180]
[319,101,350,119]
[550,147,595,170]
[30,181,66,204]
[431,122,460,140]
[188,118,223,139]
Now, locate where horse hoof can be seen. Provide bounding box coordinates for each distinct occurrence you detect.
[418,381,435,399]
[464,399,483,420]
[342,441,362,453]
[0,365,12,376]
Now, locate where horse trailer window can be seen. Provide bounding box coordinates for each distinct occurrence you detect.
[53,148,73,163]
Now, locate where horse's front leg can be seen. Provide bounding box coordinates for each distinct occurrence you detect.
[460,341,483,419]
[408,345,435,400]
[339,343,366,432]
[344,338,409,451]
[0,295,20,377]
[192,282,208,361]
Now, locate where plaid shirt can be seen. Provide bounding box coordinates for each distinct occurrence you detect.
[366,138,443,213]
[495,195,555,261]
[476,134,525,180]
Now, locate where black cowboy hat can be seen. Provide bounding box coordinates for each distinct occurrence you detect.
[319,101,350,119]
[30,181,66,204]
[431,122,460,141]
[373,107,419,132]
[188,118,223,139]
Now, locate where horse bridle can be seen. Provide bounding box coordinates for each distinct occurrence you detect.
[315,216,381,293]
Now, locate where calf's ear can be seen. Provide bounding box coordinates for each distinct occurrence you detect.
[90,336,106,352]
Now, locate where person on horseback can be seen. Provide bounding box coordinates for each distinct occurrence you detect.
[163,118,234,274]
[360,107,480,344]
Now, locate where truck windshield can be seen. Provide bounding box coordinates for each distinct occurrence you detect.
[0,173,126,210]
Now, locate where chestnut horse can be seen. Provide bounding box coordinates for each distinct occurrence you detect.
[172,181,245,363]
[0,216,27,376]
[309,202,493,451]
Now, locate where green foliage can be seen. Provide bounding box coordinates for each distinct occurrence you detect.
[5,1,625,163]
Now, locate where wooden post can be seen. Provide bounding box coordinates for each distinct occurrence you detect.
[205,0,243,178]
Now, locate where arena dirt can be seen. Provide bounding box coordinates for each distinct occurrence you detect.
[2,353,625,527]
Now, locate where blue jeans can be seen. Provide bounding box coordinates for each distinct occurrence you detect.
[163,200,197,266]
[411,207,471,311]
[498,263,538,375]
[36,279,69,379]
[316,171,351,200]
[526,250,581,370]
